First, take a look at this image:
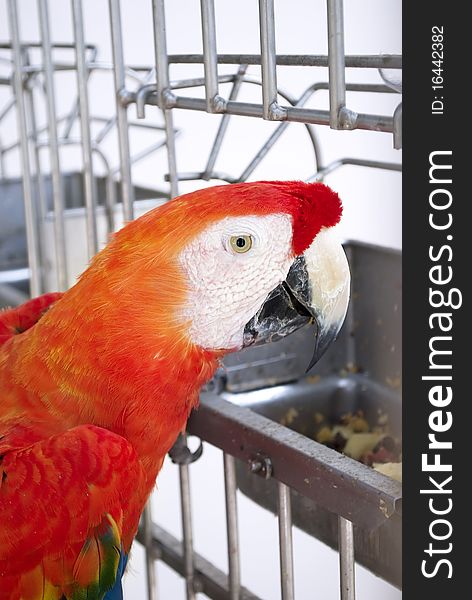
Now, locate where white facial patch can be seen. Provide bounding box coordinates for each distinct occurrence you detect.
[178,214,293,350]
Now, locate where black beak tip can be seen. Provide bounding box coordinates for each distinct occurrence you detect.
[305,326,340,372]
[305,354,318,373]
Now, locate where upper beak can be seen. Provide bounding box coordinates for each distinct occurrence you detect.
[243,227,350,371]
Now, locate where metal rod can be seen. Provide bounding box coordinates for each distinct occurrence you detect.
[152,0,179,197]
[136,84,157,119]
[237,82,322,181]
[71,0,99,259]
[277,482,294,600]
[166,95,394,132]
[393,102,402,149]
[179,460,196,600]
[15,60,155,77]
[7,0,42,297]
[0,146,5,180]
[38,0,68,291]
[108,0,135,221]
[164,114,181,203]
[62,44,98,139]
[164,171,237,184]
[258,0,285,120]
[165,53,402,68]
[95,116,118,143]
[327,0,346,128]
[338,516,356,600]
[152,0,173,109]
[0,96,15,121]
[0,42,402,67]
[203,64,248,179]
[238,121,287,182]
[223,454,241,600]
[171,73,236,91]
[110,139,170,175]
[0,40,97,50]
[142,503,158,600]
[308,157,402,181]
[22,65,48,223]
[137,523,261,600]
[200,0,223,112]
[104,173,117,233]
[284,106,392,132]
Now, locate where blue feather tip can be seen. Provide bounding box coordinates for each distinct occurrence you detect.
[104,551,128,600]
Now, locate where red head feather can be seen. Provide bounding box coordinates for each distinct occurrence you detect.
[108,180,343,263]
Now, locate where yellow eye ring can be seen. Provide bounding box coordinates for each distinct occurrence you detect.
[229,235,253,253]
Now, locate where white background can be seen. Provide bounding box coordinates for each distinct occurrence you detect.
[0,1,401,598]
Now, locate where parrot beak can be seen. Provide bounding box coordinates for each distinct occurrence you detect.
[243,228,350,371]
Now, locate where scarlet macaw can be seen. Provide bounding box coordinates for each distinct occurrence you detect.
[0,181,350,599]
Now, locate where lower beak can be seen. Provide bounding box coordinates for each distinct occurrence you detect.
[243,228,350,371]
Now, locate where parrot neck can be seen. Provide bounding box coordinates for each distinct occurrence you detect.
[17,278,222,485]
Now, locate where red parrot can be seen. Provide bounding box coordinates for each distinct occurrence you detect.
[0,181,350,599]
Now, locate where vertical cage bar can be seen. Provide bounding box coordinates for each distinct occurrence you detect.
[200,0,221,113]
[37,0,68,291]
[326,0,346,128]
[7,0,42,297]
[203,64,247,178]
[23,65,48,223]
[108,0,135,221]
[142,503,158,600]
[258,0,284,120]
[71,0,99,259]
[277,482,295,600]
[0,145,5,180]
[338,516,356,600]
[163,111,179,198]
[151,0,170,108]
[152,0,170,110]
[151,0,179,197]
[223,453,241,600]
[179,461,196,600]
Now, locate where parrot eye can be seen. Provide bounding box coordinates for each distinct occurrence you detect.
[229,235,253,254]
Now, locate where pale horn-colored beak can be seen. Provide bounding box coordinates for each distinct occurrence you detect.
[285,227,351,370]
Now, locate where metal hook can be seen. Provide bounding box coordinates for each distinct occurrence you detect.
[168,433,204,465]
[136,83,158,119]
[393,102,402,150]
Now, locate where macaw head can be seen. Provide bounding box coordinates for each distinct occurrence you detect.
[103,180,350,370]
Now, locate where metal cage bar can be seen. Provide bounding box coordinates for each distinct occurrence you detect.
[151,0,179,197]
[6,0,42,296]
[327,0,347,128]
[37,0,68,291]
[22,66,48,223]
[258,0,286,121]
[71,0,99,258]
[338,517,356,600]
[223,453,241,600]
[200,0,224,113]
[179,460,197,600]
[202,64,248,179]
[108,0,135,220]
[143,503,159,600]
[277,482,295,600]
